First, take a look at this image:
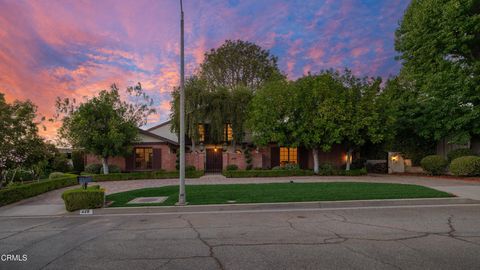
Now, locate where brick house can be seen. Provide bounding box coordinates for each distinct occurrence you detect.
[85,120,348,173]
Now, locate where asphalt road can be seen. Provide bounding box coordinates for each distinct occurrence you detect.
[1,204,480,270]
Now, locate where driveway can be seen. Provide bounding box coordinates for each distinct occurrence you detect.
[1,174,479,216]
[1,203,479,269]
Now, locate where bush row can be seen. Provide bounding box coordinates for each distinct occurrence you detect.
[0,175,78,207]
[222,168,367,178]
[91,170,204,181]
[449,156,480,176]
[62,185,105,212]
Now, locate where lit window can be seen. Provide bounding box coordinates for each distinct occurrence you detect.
[224,124,233,142]
[280,147,297,165]
[198,124,205,142]
[135,148,153,170]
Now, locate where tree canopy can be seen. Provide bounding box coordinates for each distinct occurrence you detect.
[56,83,154,174]
[171,40,282,147]
[395,0,480,144]
[0,93,46,184]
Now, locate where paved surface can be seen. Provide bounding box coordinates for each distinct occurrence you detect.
[1,204,479,269]
[1,174,480,216]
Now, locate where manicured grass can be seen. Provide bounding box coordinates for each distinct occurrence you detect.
[106,182,453,207]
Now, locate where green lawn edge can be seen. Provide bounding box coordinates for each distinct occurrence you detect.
[106,182,453,207]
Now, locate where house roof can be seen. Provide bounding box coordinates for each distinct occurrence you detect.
[138,128,178,146]
[147,120,171,131]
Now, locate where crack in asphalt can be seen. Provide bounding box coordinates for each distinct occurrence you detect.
[39,218,127,270]
[180,215,225,270]
[0,217,62,241]
[342,244,403,270]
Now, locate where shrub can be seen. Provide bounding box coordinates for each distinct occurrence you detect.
[272,166,282,170]
[100,164,121,174]
[0,175,78,207]
[420,155,448,175]
[62,186,105,212]
[186,165,197,172]
[226,164,238,171]
[447,148,476,163]
[71,150,85,173]
[318,163,334,175]
[52,154,72,172]
[350,158,367,169]
[449,156,480,176]
[4,169,35,182]
[223,169,314,178]
[85,164,102,174]
[92,170,204,181]
[49,172,65,180]
[366,162,388,174]
[342,168,368,176]
[284,163,300,170]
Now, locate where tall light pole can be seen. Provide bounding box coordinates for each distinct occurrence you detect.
[177,0,186,205]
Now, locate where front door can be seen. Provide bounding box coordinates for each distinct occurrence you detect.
[206,148,223,173]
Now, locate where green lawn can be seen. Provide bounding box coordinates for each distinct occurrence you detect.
[106,182,453,207]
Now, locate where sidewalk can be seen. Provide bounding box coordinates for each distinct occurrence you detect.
[1,174,480,217]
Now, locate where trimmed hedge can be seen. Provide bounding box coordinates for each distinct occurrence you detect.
[420,155,448,175]
[92,170,204,181]
[62,185,105,212]
[223,168,368,178]
[49,172,65,180]
[223,169,315,178]
[447,148,476,163]
[226,164,239,171]
[449,156,480,176]
[0,175,78,207]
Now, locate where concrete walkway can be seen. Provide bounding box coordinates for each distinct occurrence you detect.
[1,174,479,217]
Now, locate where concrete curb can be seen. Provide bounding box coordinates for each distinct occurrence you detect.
[88,197,479,216]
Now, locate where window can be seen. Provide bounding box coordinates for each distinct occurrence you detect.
[198,124,205,142]
[135,148,153,170]
[224,124,233,142]
[280,147,297,165]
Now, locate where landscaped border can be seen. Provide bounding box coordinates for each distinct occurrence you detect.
[92,170,204,181]
[0,175,78,207]
[222,168,367,178]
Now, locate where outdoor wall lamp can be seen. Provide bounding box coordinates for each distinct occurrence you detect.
[391,155,399,162]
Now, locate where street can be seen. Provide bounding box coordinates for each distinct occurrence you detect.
[1,203,480,270]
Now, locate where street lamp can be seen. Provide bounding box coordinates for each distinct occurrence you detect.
[177,0,186,205]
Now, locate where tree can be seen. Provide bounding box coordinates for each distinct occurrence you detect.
[171,40,282,148]
[199,39,281,91]
[247,79,296,147]
[395,0,480,144]
[56,83,154,174]
[291,73,347,173]
[0,93,46,185]
[336,70,392,170]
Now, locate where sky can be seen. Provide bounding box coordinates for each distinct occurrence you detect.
[0,0,410,139]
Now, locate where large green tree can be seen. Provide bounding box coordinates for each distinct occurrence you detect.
[0,93,46,185]
[291,73,347,173]
[171,40,282,148]
[336,71,392,170]
[56,84,154,174]
[395,0,480,144]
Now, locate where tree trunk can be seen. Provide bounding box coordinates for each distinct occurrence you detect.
[102,157,109,175]
[312,148,319,174]
[346,148,353,171]
[191,138,196,152]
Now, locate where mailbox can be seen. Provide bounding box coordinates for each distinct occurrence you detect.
[77,176,93,189]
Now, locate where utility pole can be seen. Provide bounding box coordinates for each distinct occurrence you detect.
[177,0,186,205]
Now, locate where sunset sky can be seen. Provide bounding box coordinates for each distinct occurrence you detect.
[0,0,410,139]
